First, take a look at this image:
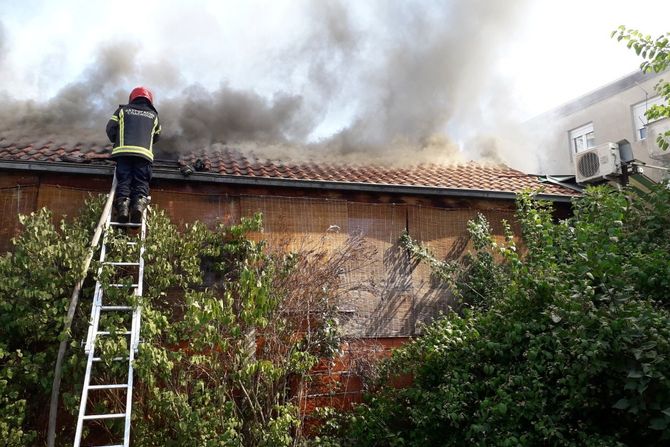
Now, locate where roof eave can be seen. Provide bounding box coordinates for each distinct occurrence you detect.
[0,159,576,203]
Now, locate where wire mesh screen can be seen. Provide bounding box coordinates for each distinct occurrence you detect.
[408,206,517,332]
[150,190,239,228]
[240,197,517,337]
[0,185,38,253]
[240,196,349,251]
[36,185,98,220]
[345,203,410,337]
[33,182,240,229]
[0,183,240,252]
[0,173,521,338]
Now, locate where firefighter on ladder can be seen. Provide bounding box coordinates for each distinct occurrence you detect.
[106,86,161,223]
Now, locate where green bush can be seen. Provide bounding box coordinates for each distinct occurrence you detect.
[0,204,98,446]
[326,185,670,446]
[0,200,364,446]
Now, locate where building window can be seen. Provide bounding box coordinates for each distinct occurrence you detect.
[632,96,666,141]
[569,123,595,153]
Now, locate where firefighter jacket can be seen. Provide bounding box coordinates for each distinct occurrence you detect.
[106,100,161,162]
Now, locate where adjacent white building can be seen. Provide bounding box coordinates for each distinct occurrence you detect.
[531,70,669,183]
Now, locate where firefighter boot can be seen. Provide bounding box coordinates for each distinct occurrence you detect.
[115,198,130,223]
[130,196,150,223]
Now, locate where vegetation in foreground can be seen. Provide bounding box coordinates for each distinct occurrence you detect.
[315,184,670,446]
[312,26,670,447]
[1,199,368,446]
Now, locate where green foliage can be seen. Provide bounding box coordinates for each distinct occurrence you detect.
[129,210,359,446]
[0,200,103,445]
[127,212,297,446]
[327,185,670,446]
[1,199,358,445]
[613,26,670,150]
[400,213,512,312]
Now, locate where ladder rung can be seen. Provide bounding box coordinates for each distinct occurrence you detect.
[100,306,133,311]
[126,241,137,246]
[92,356,129,362]
[105,262,140,266]
[82,413,126,420]
[109,283,139,288]
[88,384,129,390]
[110,222,142,227]
[96,331,132,336]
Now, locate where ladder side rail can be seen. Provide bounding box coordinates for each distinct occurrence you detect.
[123,333,137,446]
[123,209,147,447]
[73,335,98,447]
[132,207,148,352]
[84,285,102,354]
[124,207,148,445]
[122,207,148,445]
[84,211,113,353]
[47,172,118,447]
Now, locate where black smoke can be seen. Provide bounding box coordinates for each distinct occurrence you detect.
[0,1,530,167]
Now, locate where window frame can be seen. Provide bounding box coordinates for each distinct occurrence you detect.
[569,122,595,154]
[632,95,665,141]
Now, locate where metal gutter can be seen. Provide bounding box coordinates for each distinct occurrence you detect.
[0,160,115,175]
[541,175,584,193]
[0,159,576,203]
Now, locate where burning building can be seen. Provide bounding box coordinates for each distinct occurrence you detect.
[0,140,578,410]
[0,141,577,336]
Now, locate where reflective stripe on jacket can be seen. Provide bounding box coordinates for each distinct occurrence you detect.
[106,101,161,162]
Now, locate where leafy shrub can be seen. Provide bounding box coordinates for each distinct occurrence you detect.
[327,185,670,446]
[0,202,101,446]
[0,200,367,446]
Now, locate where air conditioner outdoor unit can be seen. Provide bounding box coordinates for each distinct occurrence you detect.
[647,118,670,161]
[574,142,621,184]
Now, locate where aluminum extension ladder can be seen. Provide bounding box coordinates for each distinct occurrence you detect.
[73,203,147,447]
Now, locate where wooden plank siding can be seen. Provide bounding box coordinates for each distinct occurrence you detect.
[0,170,540,337]
[1,168,571,414]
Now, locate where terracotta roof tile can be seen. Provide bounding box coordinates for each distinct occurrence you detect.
[0,140,578,196]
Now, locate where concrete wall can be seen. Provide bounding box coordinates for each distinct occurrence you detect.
[531,70,670,181]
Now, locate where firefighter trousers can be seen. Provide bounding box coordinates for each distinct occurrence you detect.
[115,156,152,201]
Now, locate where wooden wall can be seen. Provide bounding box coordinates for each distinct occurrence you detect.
[1,170,531,336]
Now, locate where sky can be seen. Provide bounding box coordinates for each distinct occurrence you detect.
[0,0,668,170]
